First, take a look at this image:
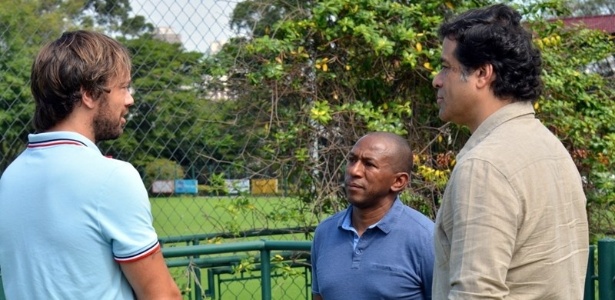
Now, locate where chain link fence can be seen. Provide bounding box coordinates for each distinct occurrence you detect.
[1,1,323,298]
[1,0,329,241]
[1,1,615,298]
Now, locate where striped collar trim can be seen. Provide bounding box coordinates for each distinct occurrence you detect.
[27,138,87,148]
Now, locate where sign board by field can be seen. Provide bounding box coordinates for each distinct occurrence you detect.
[251,179,278,195]
[152,180,174,194]
[225,179,250,195]
[174,179,198,194]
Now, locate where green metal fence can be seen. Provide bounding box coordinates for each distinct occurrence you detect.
[163,239,615,300]
[1,239,615,299]
[162,240,312,300]
[585,238,615,300]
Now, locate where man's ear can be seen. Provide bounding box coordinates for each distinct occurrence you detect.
[475,63,495,89]
[81,88,97,109]
[391,172,409,193]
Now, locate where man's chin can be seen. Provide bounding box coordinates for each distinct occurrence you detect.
[95,131,122,142]
[347,198,368,209]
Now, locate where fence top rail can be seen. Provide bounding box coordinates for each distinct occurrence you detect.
[158,226,316,244]
[162,240,312,258]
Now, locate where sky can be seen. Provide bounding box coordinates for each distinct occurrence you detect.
[129,0,237,53]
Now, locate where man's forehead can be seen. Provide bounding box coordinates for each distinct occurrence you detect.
[351,138,391,156]
[109,70,132,85]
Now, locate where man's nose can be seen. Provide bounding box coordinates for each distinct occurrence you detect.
[126,93,134,107]
[346,162,363,177]
[432,72,443,88]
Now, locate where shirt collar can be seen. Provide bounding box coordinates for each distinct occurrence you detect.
[458,101,535,160]
[27,131,101,155]
[338,197,404,235]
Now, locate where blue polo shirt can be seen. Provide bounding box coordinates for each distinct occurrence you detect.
[0,132,160,299]
[311,199,434,299]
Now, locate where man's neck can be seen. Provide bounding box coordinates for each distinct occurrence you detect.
[351,198,395,236]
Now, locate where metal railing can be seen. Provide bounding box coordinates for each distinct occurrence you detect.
[585,238,615,300]
[158,227,315,246]
[1,239,614,300]
[161,239,615,300]
[162,240,312,300]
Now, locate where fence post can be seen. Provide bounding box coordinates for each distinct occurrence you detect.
[585,245,595,300]
[598,238,615,300]
[206,269,215,300]
[193,239,202,300]
[261,246,272,300]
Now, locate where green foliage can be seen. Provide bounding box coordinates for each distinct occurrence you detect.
[208,173,230,196]
[0,0,155,170]
[232,257,256,275]
[209,0,615,238]
[522,2,615,238]
[0,0,66,171]
[210,0,487,212]
[102,35,250,182]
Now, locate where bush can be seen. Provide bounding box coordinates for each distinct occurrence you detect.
[143,158,185,193]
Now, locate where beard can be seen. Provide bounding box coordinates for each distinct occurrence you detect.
[93,100,124,142]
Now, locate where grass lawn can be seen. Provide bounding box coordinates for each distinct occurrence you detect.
[152,196,321,299]
[151,195,322,239]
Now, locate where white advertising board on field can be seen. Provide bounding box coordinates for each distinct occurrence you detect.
[224,179,250,195]
[152,180,174,194]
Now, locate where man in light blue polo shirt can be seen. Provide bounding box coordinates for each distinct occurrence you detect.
[0,30,181,299]
[311,132,434,300]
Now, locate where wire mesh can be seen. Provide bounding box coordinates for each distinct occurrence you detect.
[0,0,327,241]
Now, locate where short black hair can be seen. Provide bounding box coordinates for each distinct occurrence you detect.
[438,4,542,102]
[365,132,413,175]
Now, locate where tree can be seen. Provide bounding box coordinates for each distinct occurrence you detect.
[563,0,615,16]
[210,0,615,237]
[230,0,311,37]
[0,0,154,171]
[0,0,65,171]
[522,2,615,240]
[101,34,252,190]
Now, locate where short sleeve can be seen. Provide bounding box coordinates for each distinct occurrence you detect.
[96,162,160,262]
[311,226,321,295]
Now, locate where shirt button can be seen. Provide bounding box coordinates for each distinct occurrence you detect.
[355,249,362,254]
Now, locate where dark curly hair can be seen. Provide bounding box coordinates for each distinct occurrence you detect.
[438,4,543,102]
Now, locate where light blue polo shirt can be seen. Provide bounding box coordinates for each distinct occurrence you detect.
[0,132,160,299]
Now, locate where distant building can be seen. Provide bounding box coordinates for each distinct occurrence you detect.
[207,40,227,56]
[560,14,615,34]
[153,26,182,44]
[204,39,232,101]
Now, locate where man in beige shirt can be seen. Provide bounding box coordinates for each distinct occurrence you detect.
[431,4,589,299]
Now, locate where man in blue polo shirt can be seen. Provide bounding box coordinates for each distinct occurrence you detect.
[0,30,181,299]
[311,132,434,300]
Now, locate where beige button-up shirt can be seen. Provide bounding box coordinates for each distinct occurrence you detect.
[433,101,589,299]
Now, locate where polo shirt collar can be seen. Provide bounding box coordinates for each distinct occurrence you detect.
[338,197,404,235]
[28,131,101,155]
[458,101,535,160]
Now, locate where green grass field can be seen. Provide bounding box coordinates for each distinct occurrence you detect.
[151,196,323,238]
[152,196,322,299]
